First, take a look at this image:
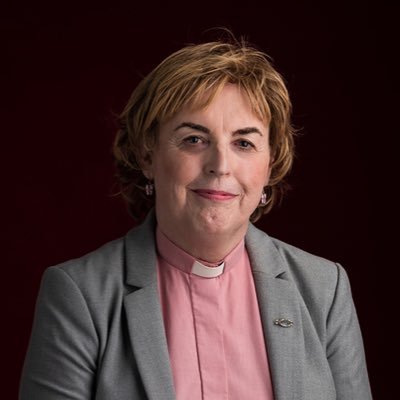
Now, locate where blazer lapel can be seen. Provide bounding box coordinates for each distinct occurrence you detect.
[123,212,175,400]
[246,224,305,400]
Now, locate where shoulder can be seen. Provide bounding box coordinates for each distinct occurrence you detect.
[51,236,126,287]
[41,211,157,302]
[270,236,340,284]
[38,236,130,315]
[247,224,348,315]
[248,223,341,283]
[274,235,348,296]
[270,235,354,321]
[251,227,356,339]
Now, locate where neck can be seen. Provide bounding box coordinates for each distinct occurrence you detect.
[158,224,248,263]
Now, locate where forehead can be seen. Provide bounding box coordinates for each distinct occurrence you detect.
[165,84,269,128]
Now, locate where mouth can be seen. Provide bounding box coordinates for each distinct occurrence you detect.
[191,189,238,201]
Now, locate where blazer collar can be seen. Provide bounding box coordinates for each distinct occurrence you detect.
[125,210,158,288]
[245,222,288,278]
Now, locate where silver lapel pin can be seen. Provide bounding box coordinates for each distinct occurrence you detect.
[274,318,294,328]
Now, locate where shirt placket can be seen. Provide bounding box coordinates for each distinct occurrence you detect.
[190,275,228,400]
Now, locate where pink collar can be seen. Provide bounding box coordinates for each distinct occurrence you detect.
[156,226,245,278]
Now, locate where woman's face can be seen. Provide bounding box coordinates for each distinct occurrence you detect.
[144,84,272,245]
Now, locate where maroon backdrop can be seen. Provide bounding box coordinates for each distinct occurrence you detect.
[2,1,394,398]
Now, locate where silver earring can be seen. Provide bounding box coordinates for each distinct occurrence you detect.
[260,190,267,205]
[145,182,154,196]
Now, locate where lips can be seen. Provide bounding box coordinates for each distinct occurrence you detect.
[192,189,238,201]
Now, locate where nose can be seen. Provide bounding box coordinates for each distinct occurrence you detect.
[204,144,231,177]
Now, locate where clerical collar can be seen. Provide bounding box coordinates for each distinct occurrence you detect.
[155,226,244,278]
[191,260,225,278]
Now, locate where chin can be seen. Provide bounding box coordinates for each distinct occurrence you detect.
[193,208,243,235]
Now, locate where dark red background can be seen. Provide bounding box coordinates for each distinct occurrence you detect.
[2,1,395,398]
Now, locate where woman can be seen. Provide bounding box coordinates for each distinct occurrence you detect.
[20,39,372,399]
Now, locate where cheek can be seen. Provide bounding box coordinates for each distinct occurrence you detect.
[243,162,270,191]
[157,154,199,188]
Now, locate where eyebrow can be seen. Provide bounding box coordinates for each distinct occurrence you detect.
[234,127,263,136]
[174,122,210,134]
[174,122,263,136]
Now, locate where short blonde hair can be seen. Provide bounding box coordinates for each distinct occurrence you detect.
[113,38,296,222]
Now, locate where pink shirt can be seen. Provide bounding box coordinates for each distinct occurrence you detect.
[156,227,275,400]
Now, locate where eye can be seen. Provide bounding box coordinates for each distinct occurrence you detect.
[236,139,255,150]
[183,136,206,145]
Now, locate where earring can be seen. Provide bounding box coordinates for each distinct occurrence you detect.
[145,182,154,196]
[260,190,267,205]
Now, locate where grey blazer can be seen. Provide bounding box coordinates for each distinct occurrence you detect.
[20,211,372,399]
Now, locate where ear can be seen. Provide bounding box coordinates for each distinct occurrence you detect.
[265,157,274,186]
[139,150,154,180]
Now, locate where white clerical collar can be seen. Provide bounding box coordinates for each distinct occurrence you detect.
[191,260,225,278]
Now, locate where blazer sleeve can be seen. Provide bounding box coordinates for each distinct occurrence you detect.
[326,263,373,399]
[19,266,99,400]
